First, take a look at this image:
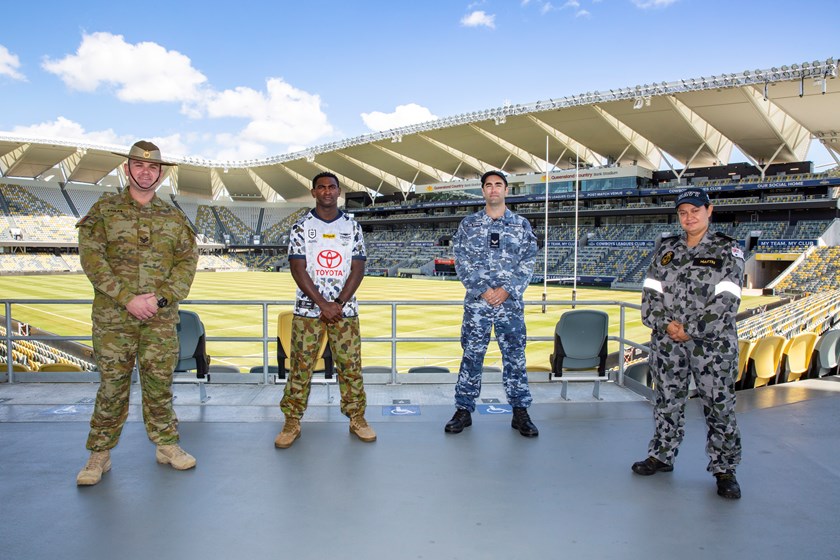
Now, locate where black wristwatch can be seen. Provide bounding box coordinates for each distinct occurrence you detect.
[157,296,169,308]
[334,297,345,306]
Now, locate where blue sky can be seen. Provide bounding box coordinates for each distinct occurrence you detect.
[1,0,837,167]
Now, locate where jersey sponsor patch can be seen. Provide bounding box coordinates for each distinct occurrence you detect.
[732,246,744,260]
[322,233,336,239]
[693,257,722,268]
[660,250,674,265]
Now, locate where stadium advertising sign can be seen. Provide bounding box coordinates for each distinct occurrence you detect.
[756,239,817,248]
[590,240,655,248]
[547,240,576,247]
[421,179,483,193]
[522,165,651,185]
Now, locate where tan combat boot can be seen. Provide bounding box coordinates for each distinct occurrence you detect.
[274,417,301,448]
[155,444,196,470]
[349,415,376,442]
[76,450,111,486]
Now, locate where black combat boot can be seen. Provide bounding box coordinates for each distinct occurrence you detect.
[715,472,741,499]
[511,407,539,437]
[444,409,472,433]
[631,456,673,475]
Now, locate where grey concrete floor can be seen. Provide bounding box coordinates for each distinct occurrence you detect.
[1,378,839,560]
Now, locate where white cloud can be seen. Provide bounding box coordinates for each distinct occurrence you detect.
[562,0,580,8]
[541,2,556,14]
[8,116,127,145]
[212,133,270,161]
[461,10,496,29]
[42,32,207,103]
[147,134,191,159]
[202,78,334,146]
[0,45,25,80]
[632,0,677,8]
[576,9,591,17]
[361,103,438,132]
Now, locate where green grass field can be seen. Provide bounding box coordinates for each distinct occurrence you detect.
[1,272,777,373]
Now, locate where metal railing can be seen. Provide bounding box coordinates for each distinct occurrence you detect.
[2,298,647,385]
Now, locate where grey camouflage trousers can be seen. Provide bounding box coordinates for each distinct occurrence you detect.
[647,334,742,474]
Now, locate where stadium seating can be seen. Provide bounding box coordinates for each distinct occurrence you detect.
[812,329,840,378]
[782,332,818,382]
[549,309,609,400]
[749,335,786,388]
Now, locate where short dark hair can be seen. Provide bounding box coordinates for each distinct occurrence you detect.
[312,171,340,190]
[481,170,508,187]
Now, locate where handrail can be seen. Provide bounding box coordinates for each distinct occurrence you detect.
[2,298,645,384]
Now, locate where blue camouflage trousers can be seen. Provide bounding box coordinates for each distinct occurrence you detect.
[454,299,533,412]
[648,334,742,474]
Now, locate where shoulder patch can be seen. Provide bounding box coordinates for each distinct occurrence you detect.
[714,231,737,242]
[731,246,744,260]
[75,215,90,228]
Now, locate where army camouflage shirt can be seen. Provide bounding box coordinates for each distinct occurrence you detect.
[77,188,198,323]
[454,208,537,302]
[642,229,744,342]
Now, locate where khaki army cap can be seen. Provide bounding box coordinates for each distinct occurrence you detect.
[112,140,177,166]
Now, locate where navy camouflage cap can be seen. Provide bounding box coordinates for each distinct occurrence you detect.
[112,140,177,166]
[674,188,710,208]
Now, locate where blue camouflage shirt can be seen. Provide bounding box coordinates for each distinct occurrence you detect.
[454,208,537,302]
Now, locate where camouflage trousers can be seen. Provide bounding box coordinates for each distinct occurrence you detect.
[86,318,180,451]
[647,334,742,473]
[454,299,533,412]
[280,315,366,419]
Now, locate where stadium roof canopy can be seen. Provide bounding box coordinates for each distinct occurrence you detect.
[1,57,838,203]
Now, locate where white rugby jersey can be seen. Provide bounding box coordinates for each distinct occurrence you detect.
[288,209,366,318]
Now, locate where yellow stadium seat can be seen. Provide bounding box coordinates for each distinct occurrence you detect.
[276,310,331,379]
[751,335,786,388]
[37,363,83,373]
[783,332,818,382]
[736,339,756,386]
[0,362,31,372]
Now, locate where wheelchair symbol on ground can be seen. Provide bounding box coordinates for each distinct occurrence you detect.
[382,405,421,416]
[477,404,512,415]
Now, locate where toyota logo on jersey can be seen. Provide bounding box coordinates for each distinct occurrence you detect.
[316,250,344,276]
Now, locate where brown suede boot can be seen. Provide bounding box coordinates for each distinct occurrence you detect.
[274,417,301,448]
[349,415,376,442]
[155,444,196,470]
[76,450,111,486]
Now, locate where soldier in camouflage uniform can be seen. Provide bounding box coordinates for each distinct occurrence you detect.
[76,141,198,486]
[633,187,744,499]
[445,171,539,437]
[274,172,376,449]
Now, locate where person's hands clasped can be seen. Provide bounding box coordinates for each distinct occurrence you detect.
[482,287,510,307]
[126,293,159,321]
[319,301,343,324]
[666,320,691,342]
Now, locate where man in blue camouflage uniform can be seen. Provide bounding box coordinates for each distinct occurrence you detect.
[76,141,198,486]
[632,187,744,499]
[445,170,539,437]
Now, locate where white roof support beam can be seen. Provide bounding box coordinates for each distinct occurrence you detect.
[742,86,811,161]
[335,152,409,193]
[276,164,314,192]
[247,169,283,203]
[738,142,786,181]
[310,162,377,197]
[591,105,661,169]
[664,96,733,166]
[468,124,544,172]
[527,115,603,167]
[418,134,492,176]
[56,149,84,183]
[372,144,451,182]
[209,169,229,201]
[0,143,29,177]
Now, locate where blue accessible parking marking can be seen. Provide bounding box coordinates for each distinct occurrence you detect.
[382,405,421,416]
[477,404,511,415]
